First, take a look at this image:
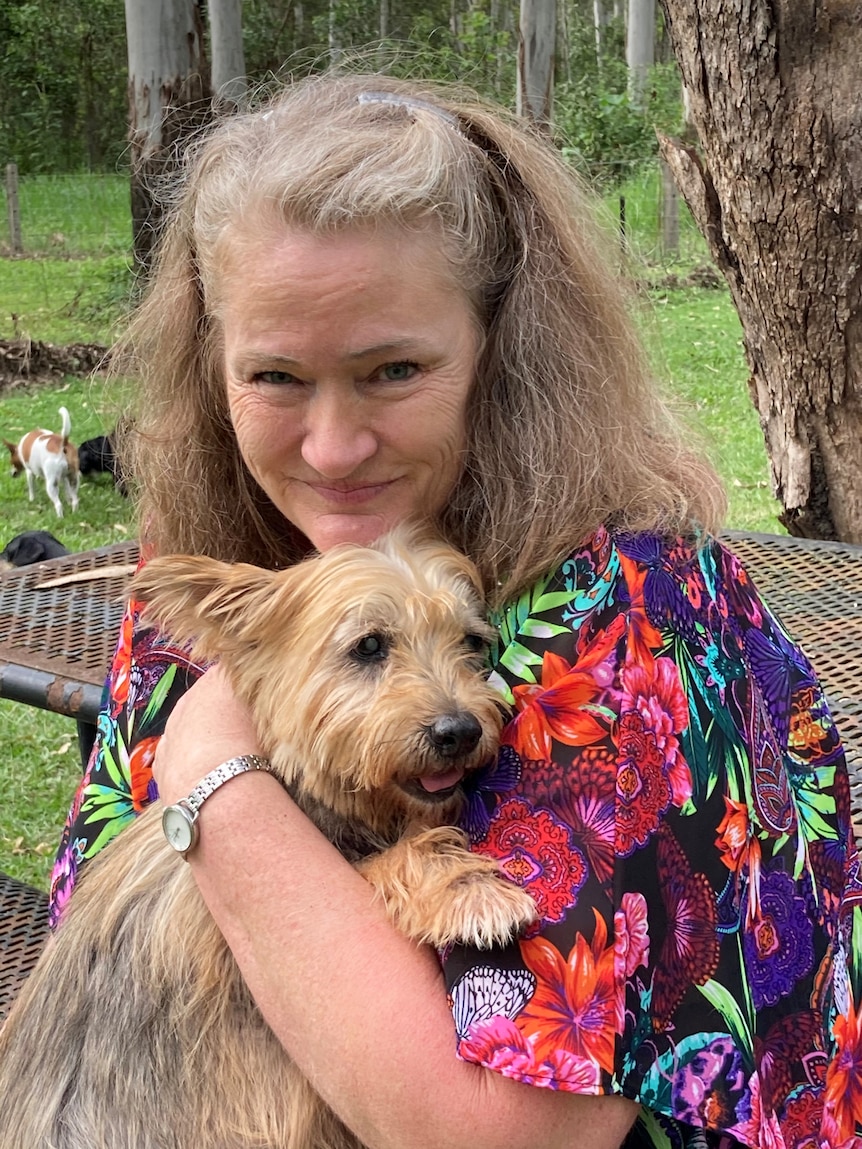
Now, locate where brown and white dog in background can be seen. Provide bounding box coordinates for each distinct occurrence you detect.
[4,405,80,518]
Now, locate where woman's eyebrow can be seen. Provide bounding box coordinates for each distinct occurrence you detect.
[344,338,424,361]
[231,338,427,371]
[229,351,302,372]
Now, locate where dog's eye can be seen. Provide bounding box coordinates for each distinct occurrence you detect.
[350,633,389,662]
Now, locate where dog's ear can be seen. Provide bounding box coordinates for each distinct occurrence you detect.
[3,439,16,454]
[130,556,280,662]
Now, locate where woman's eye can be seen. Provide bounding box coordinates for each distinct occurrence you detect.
[254,370,297,385]
[350,633,390,662]
[379,361,419,383]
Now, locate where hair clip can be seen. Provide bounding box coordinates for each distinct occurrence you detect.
[357,91,459,127]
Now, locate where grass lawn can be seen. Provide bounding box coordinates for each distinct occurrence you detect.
[0,169,784,890]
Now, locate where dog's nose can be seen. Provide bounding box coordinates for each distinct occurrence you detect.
[427,712,482,758]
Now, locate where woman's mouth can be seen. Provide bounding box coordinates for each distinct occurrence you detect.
[307,480,396,506]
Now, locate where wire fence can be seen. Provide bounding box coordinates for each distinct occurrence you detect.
[1,159,714,270]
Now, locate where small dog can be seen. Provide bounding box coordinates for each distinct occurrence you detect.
[3,405,80,518]
[0,529,69,570]
[0,527,535,1149]
[77,430,127,496]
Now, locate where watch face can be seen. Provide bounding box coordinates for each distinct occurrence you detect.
[162,805,194,854]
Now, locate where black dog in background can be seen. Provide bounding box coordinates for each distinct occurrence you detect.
[77,432,127,497]
[0,530,70,569]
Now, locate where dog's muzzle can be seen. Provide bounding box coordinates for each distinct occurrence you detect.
[397,712,486,804]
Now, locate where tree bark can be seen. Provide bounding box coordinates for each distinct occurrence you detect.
[658,0,862,542]
[593,0,609,67]
[626,0,655,109]
[125,0,211,277]
[209,0,246,110]
[517,0,556,128]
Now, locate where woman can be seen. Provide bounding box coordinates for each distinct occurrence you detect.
[52,72,861,1148]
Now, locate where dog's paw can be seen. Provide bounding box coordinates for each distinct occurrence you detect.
[360,828,537,948]
[432,868,537,949]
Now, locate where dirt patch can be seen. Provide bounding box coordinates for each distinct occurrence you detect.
[0,339,110,390]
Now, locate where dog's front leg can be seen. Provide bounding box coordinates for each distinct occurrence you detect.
[44,473,64,517]
[64,471,80,512]
[357,827,536,950]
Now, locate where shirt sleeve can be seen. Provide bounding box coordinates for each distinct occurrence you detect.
[442,527,862,1149]
[49,595,205,927]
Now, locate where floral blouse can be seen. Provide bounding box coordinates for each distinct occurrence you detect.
[52,526,862,1149]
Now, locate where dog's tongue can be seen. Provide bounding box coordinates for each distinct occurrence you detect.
[419,767,465,793]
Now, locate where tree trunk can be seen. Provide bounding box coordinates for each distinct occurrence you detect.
[626,0,655,109]
[517,0,556,128]
[379,0,389,45]
[209,0,246,110]
[125,0,211,276]
[658,1,862,542]
[328,0,342,65]
[593,0,608,68]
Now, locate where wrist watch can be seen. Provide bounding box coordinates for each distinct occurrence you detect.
[161,754,273,858]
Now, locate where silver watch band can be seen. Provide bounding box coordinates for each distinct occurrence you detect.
[184,754,273,813]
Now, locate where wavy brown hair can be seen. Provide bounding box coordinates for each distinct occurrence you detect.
[117,69,725,605]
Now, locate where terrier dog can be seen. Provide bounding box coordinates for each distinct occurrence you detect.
[3,405,80,518]
[0,528,536,1149]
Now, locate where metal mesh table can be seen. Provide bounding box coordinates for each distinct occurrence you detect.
[0,538,139,725]
[0,872,49,1022]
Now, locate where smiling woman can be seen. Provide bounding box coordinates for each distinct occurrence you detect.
[3,69,859,1149]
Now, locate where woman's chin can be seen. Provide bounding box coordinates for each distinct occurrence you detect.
[306,512,395,552]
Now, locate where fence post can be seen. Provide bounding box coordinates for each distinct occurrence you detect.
[660,157,680,256]
[5,164,22,254]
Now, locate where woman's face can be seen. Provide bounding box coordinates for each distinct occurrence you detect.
[220,225,480,552]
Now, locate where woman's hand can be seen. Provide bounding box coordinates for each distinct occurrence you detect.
[152,664,264,806]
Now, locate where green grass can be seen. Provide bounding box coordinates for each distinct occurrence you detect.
[640,287,784,533]
[2,173,131,257]
[0,702,87,888]
[0,169,783,890]
[0,254,133,345]
[1,172,134,345]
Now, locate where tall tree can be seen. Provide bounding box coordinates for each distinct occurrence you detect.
[125,0,212,274]
[659,1,862,542]
[209,0,246,109]
[517,0,556,126]
[625,0,654,108]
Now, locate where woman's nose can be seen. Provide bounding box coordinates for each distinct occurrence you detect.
[299,392,378,478]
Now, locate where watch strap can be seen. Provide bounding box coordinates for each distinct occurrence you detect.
[183,754,273,814]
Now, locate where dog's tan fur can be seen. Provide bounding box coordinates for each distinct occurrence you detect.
[0,528,536,1149]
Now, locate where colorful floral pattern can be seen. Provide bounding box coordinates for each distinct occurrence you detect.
[51,527,862,1147]
[443,528,862,1148]
[50,596,204,929]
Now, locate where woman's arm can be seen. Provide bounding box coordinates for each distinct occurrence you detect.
[154,666,639,1149]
